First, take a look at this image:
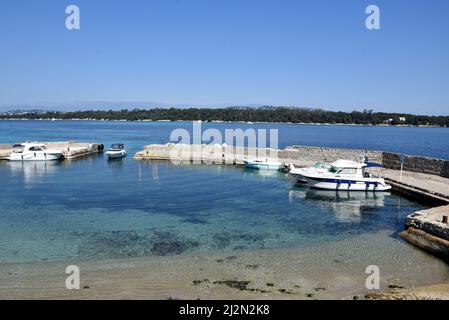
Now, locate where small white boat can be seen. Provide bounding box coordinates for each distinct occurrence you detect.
[244,159,282,170]
[289,159,391,192]
[7,143,63,161]
[106,143,126,159]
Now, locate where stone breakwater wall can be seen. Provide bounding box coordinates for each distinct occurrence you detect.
[285,145,382,164]
[401,205,449,259]
[134,144,383,166]
[405,206,449,241]
[382,152,449,178]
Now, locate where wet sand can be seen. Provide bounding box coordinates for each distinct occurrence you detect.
[1,230,448,300]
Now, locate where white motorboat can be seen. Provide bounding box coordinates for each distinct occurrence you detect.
[244,159,282,170]
[106,143,126,159]
[289,159,391,191]
[7,143,63,161]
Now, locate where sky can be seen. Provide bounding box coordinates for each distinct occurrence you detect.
[0,0,448,115]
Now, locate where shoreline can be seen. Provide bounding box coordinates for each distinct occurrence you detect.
[2,230,448,300]
[0,118,444,128]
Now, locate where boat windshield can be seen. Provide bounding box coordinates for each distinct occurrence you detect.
[313,162,327,168]
[28,146,45,151]
[110,144,124,150]
[329,166,340,173]
[12,144,24,153]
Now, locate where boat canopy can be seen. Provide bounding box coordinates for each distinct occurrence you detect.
[330,159,367,169]
[110,143,125,149]
[364,162,384,168]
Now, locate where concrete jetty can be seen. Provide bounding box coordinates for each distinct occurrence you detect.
[133,143,382,166]
[134,143,449,205]
[0,141,104,160]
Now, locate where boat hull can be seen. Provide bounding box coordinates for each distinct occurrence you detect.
[305,177,391,191]
[8,152,62,161]
[244,160,282,171]
[106,150,126,159]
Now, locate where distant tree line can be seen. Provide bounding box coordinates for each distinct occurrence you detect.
[2,107,449,127]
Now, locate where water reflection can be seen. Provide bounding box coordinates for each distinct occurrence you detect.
[6,161,61,185]
[242,167,282,178]
[106,157,126,168]
[289,186,391,222]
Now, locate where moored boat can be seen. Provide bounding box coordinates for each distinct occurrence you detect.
[7,143,63,161]
[106,143,126,159]
[289,159,391,191]
[244,159,282,170]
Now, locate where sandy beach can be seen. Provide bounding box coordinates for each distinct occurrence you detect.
[2,230,448,300]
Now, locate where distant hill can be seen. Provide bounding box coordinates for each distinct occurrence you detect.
[1,107,448,127]
[0,109,50,116]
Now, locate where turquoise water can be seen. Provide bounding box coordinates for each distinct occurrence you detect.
[0,120,444,263]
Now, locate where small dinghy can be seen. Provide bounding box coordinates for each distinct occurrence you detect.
[244,159,282,171]
[106,143,126,159]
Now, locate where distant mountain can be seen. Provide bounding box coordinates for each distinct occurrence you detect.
[0,101,267,112]
[0,109,50,115]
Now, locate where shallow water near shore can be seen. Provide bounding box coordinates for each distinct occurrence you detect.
[0,159,431,263]
[0,120,448,298]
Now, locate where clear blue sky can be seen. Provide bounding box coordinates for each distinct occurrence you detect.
[0,0,448,115]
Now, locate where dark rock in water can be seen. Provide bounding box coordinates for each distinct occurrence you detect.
[212,232,268,250]
[77,230,154,259]
[238,234,265,242]
[215,259,224,263]
[77,229,200,258]
[181,217,208,224]
[212,232,232,249]
[150,231,200,256]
